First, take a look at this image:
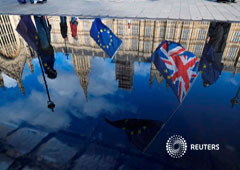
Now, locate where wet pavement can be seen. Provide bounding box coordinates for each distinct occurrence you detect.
[0,15,240,170]
[0,0,240,21]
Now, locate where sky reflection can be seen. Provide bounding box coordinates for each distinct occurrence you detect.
[0,15,240,170]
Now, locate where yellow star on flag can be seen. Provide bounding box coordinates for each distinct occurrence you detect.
[137,129,141,135]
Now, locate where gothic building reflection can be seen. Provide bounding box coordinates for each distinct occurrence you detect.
[48,16,239,91]
[150,63,164,88]
[0,15,239,94]
[0,15,34,94]
[0,15,21,59]
[115,55,134,90]
[72,51,91,101]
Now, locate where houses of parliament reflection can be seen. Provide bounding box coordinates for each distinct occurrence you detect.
[0,15,240,100]
[0,15,34,94]
[49,16,240,93]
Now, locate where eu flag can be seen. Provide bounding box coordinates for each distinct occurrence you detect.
[16,15,39,51]
[105,118,163,152]
[198,43,223,87]
[90,18,122,58]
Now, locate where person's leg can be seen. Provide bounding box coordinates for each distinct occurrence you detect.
[60,16,67,24]
[30,0,44,4]
[41,17,51,43]
[60,17,68,39]
[34,16,50,50]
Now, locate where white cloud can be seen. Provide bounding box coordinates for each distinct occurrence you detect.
[134,62,150,77]
[0,90,70,130]
[223,76,240,86]
[88,57,118,96]
[1,73,17,88]
[0,56,137,129]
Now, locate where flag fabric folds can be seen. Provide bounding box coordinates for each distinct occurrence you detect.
[90,18,122,58]
[105,118,163,151]
[151,40,198,103]
[198,43,223,87]
[16,15,39,51]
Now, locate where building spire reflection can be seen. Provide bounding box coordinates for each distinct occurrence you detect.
[72,52,91,101]
[0,71,5,90]
[17,80,25,94]
[149,63,164,88]
[0,15,35,94]
[26,55,34,74]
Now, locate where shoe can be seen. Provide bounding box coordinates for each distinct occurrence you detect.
[18,0,26,4]
[30,0,44,4]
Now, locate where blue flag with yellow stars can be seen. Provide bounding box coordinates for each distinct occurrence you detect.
[198,43,223,87]
[90,18,122,58]
[16,15,39,51]
[105,118,163,152]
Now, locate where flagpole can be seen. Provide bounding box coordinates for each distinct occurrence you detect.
[142,102,182,152]
[37,55,55,112]
[64,40,69,60]
[143,74,199,152]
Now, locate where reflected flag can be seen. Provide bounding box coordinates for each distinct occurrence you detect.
[105,118,163,151]
[151,40,198,103]
[198,43,223,87]
[90,18,122,58]
[16,15,39,51]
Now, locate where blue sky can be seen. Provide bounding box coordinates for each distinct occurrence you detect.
[0,53,239,146]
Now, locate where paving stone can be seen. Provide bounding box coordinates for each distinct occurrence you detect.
[37,138,77,165]
[72,144,120,170]
[0,123,17,139]
[22,167,36,170]
[6,128,48,154]
[118,164,134,170]
[0,0,239,21]
[119,154,165,170]
[0,154,14,170]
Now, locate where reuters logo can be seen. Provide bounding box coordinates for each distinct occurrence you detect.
[166,135,187,158]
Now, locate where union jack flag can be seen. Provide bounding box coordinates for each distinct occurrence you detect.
[151,40,198,103]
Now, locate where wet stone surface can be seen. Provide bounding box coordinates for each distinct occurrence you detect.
[0,13,239,170]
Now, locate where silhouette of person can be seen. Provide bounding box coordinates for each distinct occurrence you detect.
[18,0,47,4]
[217,0,236,3]
[34,16,57,79]
[70,17,78,40]
[198,43,224,87]
[198,22,231,87]
[16,15,56,111]
[60,16,70,58]
[16,15,57,79]
[60,16,68,40]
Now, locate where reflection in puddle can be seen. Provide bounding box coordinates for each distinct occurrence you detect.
[0,15,240,170]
